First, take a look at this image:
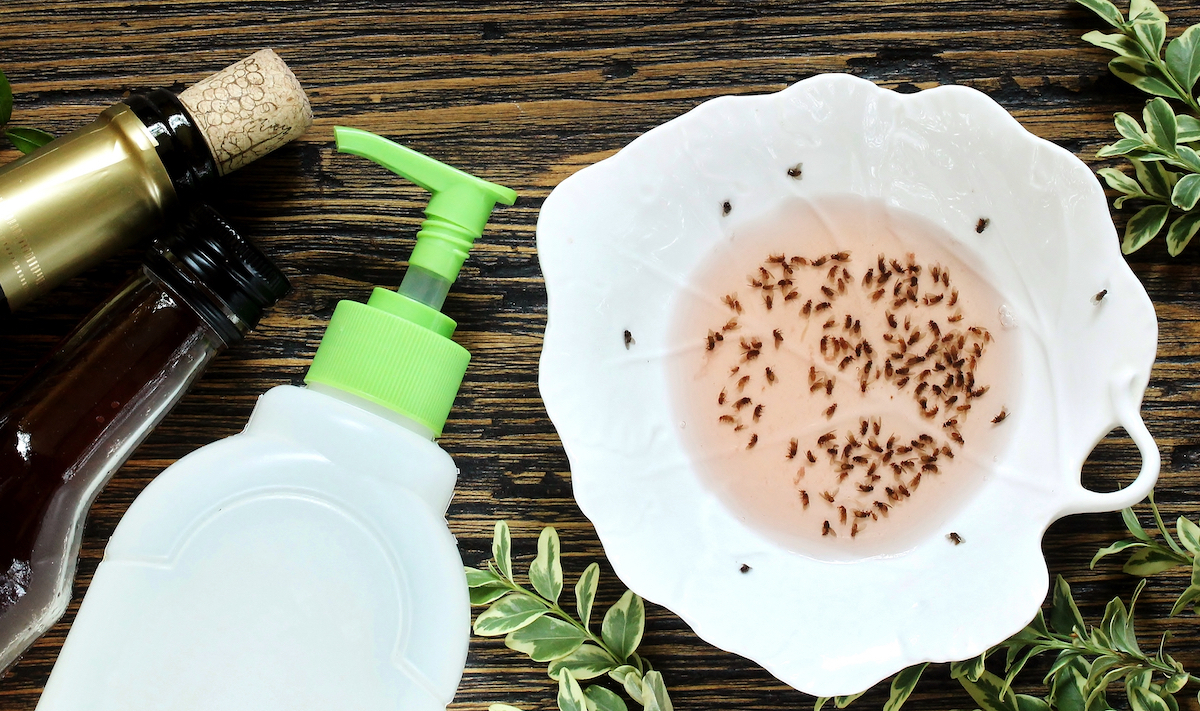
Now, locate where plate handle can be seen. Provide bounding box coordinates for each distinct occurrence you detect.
[1064,369,1160,515]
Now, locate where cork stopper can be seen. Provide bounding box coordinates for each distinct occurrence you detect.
[178,49,312,176]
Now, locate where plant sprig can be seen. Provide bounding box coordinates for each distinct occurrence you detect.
[467,522,673,711]
[1075,0,1200,255]
[0,68,54,155]
[821,495,1200,711]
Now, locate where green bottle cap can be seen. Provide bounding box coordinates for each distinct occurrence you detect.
[305,127,517,436]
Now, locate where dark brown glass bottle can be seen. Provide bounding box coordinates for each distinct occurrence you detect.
[0,206,288,673]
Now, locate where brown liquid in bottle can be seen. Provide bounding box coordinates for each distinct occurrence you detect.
[0,277,210,609]
[667,196,1021,560]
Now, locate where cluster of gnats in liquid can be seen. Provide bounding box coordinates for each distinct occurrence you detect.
[704,250,1004,540]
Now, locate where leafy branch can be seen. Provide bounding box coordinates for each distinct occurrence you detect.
[1076,0,1200,254]
[0,68,54,154]
[467,522,673,711]
[821,495,1200,711]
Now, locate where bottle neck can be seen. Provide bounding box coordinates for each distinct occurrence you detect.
[124,89,219,205]
[142,205,289,348]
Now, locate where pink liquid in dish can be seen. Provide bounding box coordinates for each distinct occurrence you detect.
[667,196,1021,560]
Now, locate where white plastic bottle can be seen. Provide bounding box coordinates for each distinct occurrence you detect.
[35,127,517,711]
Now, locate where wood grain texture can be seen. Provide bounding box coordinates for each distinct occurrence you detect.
[2,1,1200,709]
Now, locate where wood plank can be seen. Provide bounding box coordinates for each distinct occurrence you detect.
[2,1,1200,709]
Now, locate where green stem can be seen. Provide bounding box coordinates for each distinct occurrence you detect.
[1012,627,1182,680]
[500,578,626,664]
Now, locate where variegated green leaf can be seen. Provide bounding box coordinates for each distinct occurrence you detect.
[1028,609,1049,636]
[1177,145,1200,172]
[1129,0,1167,23]
[608,665,640,686]
[1164,670,1190,693]
[493,521,513,581]
[1171,174,1200,211]
[1049,576,1087,636]
[958,669,1021,711]
[1122,204,1170,254]
[1083,31,1148,59]
[1098,137,1147,156]
[1131,17,1166,55]
[1100,597,1139,655]
[584,685,628,711]
[1177,516,1200,554]
[471,582,512,605]
[950,655,986,683]
[1160,685,1182,711]
[1080,0,1123,25]
[467,566,505,588]
[1003,644,1059,696]
[1092,539,1147,568]
[1110,57,1184,100]
[1116,111,1147,140]
[1143,97,1177,150]
[1085,665,1127,709]
[530,526,564,603]
[1075,0,1124,27]
[1131,156,1174,198]
[1127,668,1153,694]
[505,615,588,662]
[548,644,617,681]
[474,593,548,636]
[1123,545,1189,575]
[575,562,600,628]
[601,590,645,662]
[1165,24,1200,92]
[489,704,525,711]
[1124,508,1153,541]
[610,666,645,706]
[557,669,588,711]
[1129,684,1173,711]
[883,663,929,711]
[643,671,673,711]
[1137,151,1174,162]
[1167,212,1200,257]
[1169,584,1200,617]
[1098,167,1145,195]
[1050,657,1088,711]
[1179,115,1200,143]
[1085,654,1124,689]
[1043,651,1083,685]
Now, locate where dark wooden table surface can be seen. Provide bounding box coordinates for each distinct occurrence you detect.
[3,1,1200,709]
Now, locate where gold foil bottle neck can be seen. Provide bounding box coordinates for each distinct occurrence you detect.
[0,104,176,311]
[178,49,313,176]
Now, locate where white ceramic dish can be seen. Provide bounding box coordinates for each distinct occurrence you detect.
[536,74,1160,696]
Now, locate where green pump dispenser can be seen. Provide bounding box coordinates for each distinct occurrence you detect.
[305,127,517,435]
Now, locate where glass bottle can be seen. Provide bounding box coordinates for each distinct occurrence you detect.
[0,205,289,673]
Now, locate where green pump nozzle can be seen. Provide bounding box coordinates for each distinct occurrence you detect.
[304,128,516,437]
[334,126,516,310]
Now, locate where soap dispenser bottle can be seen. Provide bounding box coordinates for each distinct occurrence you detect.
[35,128,516,711]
